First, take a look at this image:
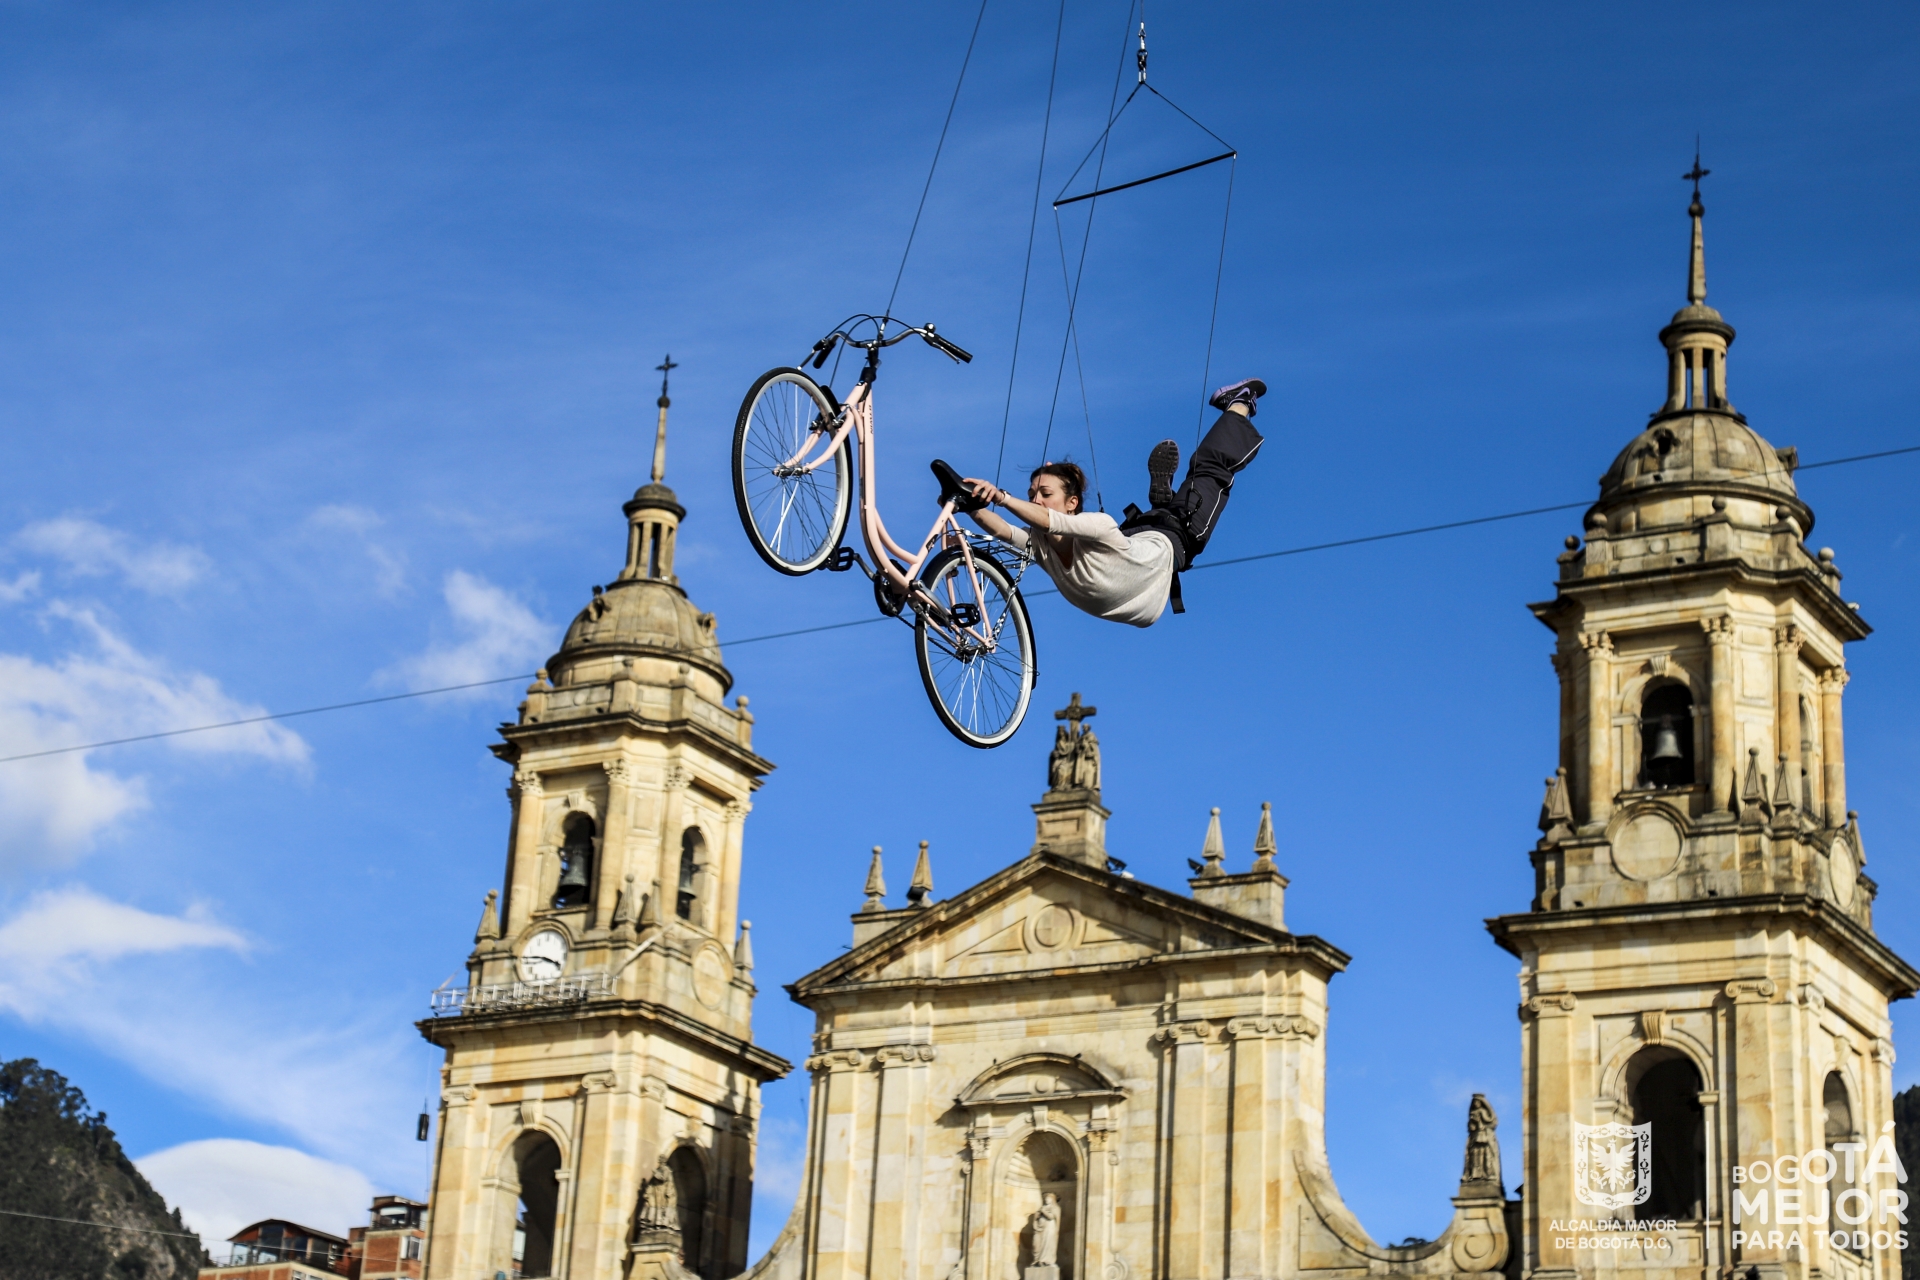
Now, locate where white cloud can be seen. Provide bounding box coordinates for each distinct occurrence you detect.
[15,517,210,593]
[137,1139,376,1248]
[0,887,427,1187]
[0,604,308,864]
[0,571,39,604]
[749,1114,807,1259]
[0,886,246,976]
[306,505,407,596]
[388,570,548,693]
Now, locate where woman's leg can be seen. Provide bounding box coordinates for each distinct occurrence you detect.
[1172,409,1264,558]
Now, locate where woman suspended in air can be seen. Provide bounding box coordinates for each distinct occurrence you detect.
[952,378,1266,626]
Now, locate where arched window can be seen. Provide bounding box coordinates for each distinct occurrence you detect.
[1825,1070,1857,1228]
[1641,684,1696,789]
[511,1131,563,1278]
[669,1146,708,1276]
[552,813,596,910]
[1628,1050,1705,1220]
[676,828,705,921]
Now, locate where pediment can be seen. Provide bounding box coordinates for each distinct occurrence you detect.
[790,853,1303,997]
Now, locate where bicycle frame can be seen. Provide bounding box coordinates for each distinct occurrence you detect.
[778,379,1006,653]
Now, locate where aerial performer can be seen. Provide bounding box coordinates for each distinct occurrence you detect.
[956,377,1266,626]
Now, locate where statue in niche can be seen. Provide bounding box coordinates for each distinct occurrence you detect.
[1028,1193,1060,1267]
[1461,1093,1501,1187]
[1047,724,1074,791]
[636,1156,679,1235]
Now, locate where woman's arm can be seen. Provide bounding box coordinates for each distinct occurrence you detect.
[962,489,1021,543]
[964,479,1056,531]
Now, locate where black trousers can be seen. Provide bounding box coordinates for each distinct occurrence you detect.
[1167,409,1264,559]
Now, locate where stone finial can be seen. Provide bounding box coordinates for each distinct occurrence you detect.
[1199,808,1226,877]
[637,883,660,931]
[474,889,500,944]
[863,846,887,912]
[1251,803,1277,871]
[734,920,754,971]
[907,841,934,908]
[611,874,638,941]
[1773,754,1798,812]
[1740,748,1769,816]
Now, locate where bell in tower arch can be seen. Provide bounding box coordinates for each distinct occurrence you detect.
[553,812,597,909]
[1640,684,1696,789]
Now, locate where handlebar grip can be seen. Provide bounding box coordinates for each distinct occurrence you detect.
[810,334,839,369]
[922,330,972,363]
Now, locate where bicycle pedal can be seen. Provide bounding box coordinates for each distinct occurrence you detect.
[950,603,981,628]
[822,546,857,572]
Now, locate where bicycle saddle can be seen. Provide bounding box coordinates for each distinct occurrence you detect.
[930,459,988,513]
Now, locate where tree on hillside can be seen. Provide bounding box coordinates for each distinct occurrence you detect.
[0,1058,207,1280]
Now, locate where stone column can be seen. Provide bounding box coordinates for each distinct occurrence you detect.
[1724,979,1782,1275]
[562,1073,626,1280]
[960,1128,992,1280]
[1774,626,1803,807]
[1580,632,1615,827]
[1521,993,1578,1280]
[867,1044,935,1280]
[1819,670,1849,826]
[1551,651,1575,778]
[1226,1020,1277,1278]
[504,770,545,934]
[806,1050,869,1280]
[593,760,632,932]
[1703,617,1737,813]
[1157,1021,1212,1279]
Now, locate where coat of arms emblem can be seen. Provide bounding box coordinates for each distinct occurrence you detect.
[1573,1120,1651,1209]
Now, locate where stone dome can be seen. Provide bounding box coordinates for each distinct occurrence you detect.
[1598,410,1803,511]
[549,576,729,689]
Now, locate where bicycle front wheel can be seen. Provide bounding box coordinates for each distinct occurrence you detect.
[733,368,852,575]
[914,548,1036,748]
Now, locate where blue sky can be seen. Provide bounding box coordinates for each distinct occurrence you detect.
[0,0,1917,1254]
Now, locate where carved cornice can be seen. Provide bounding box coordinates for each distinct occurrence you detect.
[805,1048,867,1074]
[1151,1019,1216,1046]
[1225,1014,1321,1041]
[1521,993,1578,1019]
[873,1043,938,1066]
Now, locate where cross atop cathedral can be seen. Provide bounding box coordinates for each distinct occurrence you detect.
[1055,692,1097,735]
[1683,146,1710,201]
[656,353,679,405]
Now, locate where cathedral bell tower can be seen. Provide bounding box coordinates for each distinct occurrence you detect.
[1490,175,1917,1280]
[420,362,790,1280]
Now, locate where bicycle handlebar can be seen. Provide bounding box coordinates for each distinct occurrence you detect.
[807,315,970,367]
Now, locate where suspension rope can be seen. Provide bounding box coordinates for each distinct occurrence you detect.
[1040,0,1139,484]
[7,441,1917,766]
[994,0,1068,491]
[1194,155,1236,445]
[883,0,990,326]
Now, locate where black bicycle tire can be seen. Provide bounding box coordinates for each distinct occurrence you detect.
[732,367,852,576]
[913,548,1037,749]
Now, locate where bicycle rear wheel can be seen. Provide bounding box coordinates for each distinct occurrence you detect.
[914,548,1036,748]
[733,368,852,575]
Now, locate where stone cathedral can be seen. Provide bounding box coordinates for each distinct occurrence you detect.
[415,186,1916,1280]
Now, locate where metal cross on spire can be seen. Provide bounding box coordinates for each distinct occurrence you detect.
[656,353,679,406]
[651,354,678,484]
[1683,148,1710,202]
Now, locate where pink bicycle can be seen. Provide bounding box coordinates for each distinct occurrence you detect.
[732,315,1037,748]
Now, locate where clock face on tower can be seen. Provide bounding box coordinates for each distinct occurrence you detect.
[519,929,569,982]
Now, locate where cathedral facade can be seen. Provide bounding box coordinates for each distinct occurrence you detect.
[415,191,1914,1280]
